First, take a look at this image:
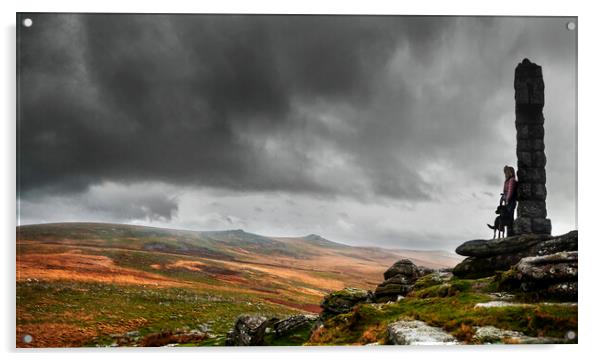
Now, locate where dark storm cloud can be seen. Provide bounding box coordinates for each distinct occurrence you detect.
[18,14,453,199]
[18,15,577,249]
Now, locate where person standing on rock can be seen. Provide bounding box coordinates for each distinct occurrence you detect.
[502,165,518,236]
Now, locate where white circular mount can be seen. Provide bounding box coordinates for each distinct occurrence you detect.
[566,22,576,31]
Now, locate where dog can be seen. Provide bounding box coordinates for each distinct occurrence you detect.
[487,204,512,239]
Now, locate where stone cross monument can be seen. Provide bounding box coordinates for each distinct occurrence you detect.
[513,58,551,235]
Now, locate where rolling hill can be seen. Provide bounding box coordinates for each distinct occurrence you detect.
[16,222,462,347]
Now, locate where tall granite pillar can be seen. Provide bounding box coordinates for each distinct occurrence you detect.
[513,58,551,235]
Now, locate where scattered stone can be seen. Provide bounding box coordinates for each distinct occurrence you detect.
[474,301,577,309]
[473,326,563,344]
[196,324,211,333]
[473,326,524,343]
[225,314,277,346]
[320,288,372,316]
[541,302,578,307]
[487,292,515,301]
[474,301,529,309]
[125,330,140,338]
[273,314,318,336]
[386,320,457,345]
[413,271,453,290]
[138,329,207,347]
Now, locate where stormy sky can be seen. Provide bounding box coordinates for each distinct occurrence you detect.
[17,14,577,250]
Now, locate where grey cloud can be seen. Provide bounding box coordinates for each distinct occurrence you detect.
[19,182,178,224]
[18,14,577,248]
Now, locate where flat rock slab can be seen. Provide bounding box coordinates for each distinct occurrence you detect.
[473,326,564,344]
[453,231,577,279]
[387,320,457,345]
[474,301,577,309]
[456,233,550,257]
[474,301,529,308]
[515,251,578,282]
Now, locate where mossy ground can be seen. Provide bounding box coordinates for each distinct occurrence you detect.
[306,275,577,345]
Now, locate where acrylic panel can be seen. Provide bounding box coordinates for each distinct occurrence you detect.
[16,13,577,347]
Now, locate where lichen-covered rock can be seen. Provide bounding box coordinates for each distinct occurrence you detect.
[413,271,452,290]
[453,231,577,279]
[226,314,318,346]
[417,266,435,277]
[501,251,578,300]
[514,251,577,282]
[273,314,318,336]
[383,259,420,280]
[374,280,413,302]
[225,314,276,346]
[546,282,577,298]
[375,259,421,301]
[386,320,457,345]
[530,230,577,256]
[320,288,372,316]
[473,326,563,344]
[453,253,527,279]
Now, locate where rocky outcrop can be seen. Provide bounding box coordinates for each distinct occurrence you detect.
[453,252,529,279]
[375,259,423,302]
[320,288,372,316]
[529,231,578,256]
[507,251,578,300]
[546,282,577,298]
[453,230,577,279]
[514,251,577,281]
[386,320,457,345]
[273,314,318,336]
[456,233,551,257]
[374,275,414,302]
[417,266,435,277]
[226,314,318,346]
[384,259,420,279]
[225,314,276,346]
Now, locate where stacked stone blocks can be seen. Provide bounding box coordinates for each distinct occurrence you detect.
[513,58,551,235]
